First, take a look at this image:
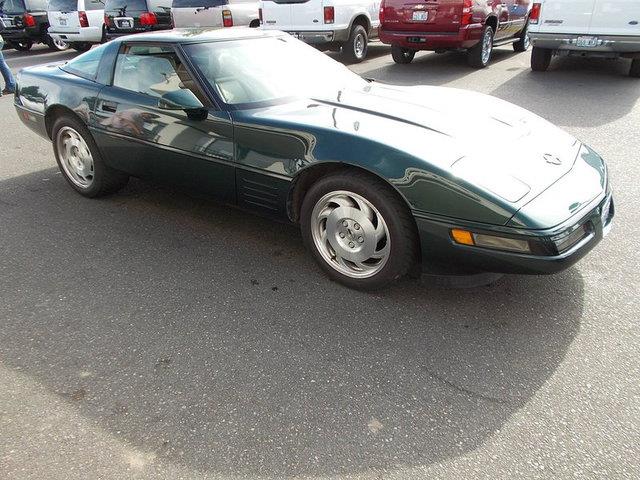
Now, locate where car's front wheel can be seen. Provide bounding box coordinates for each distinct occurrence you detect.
[391,46,416,64]
[467,25,494,68]
[52,115,128,197]
[342,24,368,63]
[300,171,418,290]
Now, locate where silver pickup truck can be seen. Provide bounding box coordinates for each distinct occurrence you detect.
[528,0,640,77]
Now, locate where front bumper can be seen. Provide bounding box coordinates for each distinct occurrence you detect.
[415,193,614,275]
[379,24,482,50]
[530,33,640,57]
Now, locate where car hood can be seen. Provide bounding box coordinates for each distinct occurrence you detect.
[319,84,582,205]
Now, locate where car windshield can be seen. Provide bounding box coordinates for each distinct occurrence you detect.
[183,36,368,108]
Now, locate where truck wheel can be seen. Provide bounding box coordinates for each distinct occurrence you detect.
[342,24,368,63]
[71,42,92,52]
[531,46,552,72]
[47,36,69,52]
[391,46,415,64]
[467,25,494,68]
[13,41,33,51]
[513,19,530,52]
[630,59,640,78]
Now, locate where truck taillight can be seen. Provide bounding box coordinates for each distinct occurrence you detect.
[104,14,112,27]
[530,3,542,24]
[139,12,157,26]
[222,10,233,27]
[461,0,472,26]
[258,8,262,24]
[379,0,385,24]
[23,13,36,27]
[78,11,89,28]
[324,6,334,24]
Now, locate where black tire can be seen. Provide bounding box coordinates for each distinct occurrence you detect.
[391,45,416,64]
[300,170,419,291]
[52,115,129,197]
[630,59,640,78]
[513,18,530,52]
[531,46,552,72]
[13,41,33,51]
[342,24,368,63]
[467,25,494,68]
[71,42,92,52]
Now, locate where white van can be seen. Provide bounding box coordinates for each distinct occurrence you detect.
[171,0,260,29]
[259,0,379,63]
[528,0,640,77]
[47,0,105,51]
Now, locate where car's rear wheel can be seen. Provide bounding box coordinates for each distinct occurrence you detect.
[630,59,640,78]
[12,41,33,51]
[300,171,418,290]
[342,24,368,63]
[52,115,128,197]
[531,46,552,72]
[71,42,92,52]
[513,18,530,52]
[467,25,494,68]
[391,46,416,64]
[47,36,69,52]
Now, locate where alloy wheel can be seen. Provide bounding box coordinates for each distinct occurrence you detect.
[481,29,493,65]
[56,126,95,188]
[310,190,390,279]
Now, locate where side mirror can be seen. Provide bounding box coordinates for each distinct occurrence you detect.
[158,89,206,116]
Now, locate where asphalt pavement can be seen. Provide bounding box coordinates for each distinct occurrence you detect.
[0,43,638,480]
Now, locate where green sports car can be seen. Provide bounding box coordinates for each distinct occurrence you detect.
[14,29,613,290]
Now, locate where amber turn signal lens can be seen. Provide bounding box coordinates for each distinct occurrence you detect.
[451,229,474,246]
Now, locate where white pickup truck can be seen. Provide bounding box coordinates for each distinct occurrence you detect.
[259,0,379,63]
[528,0,640,77]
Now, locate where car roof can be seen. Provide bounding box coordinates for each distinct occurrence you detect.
[113,27,285,44]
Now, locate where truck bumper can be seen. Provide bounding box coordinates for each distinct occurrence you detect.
[48,26,103,44]
[530,33,640,57]
[379,24,482,50]
[282,28,350,45]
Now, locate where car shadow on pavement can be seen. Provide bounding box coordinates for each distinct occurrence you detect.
[0,168,584,478]
[359,47,518,86]
[490,57,640,128]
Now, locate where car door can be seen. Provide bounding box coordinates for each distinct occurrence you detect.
[92,43,236,202]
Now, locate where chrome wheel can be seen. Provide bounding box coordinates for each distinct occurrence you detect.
[523,26,531,49]
[310,190,390,279]
[56,127,94,188]
[481,28,493,65]
[50,37,69,51]
[354,33,365,59]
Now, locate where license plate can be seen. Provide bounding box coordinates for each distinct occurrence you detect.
[412,11,428,21]
[576,36,598,47]
[118,20,132,28]
[59,18,67,26]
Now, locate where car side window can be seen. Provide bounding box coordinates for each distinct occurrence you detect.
[112,44,208,105]
[63,43,108,80]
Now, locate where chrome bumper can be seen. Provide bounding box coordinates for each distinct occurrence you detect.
[530,33,640,56]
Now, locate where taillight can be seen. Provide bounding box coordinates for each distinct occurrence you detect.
[139,12,157,26]
[530,3,542,24]
[78,11,89,28]
[23,13,36,27]
[258,8,262,24]
[461,0,472,26]
[222,9,233,27]
[379,0,385,24]
[324,6,334,24]
[104,14,112,27]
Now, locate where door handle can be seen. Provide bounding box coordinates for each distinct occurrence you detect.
[100,101,117,113]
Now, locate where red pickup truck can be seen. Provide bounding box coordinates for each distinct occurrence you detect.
[379,0,532,68]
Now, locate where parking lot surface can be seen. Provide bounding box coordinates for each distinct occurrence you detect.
[0,44,638,479]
